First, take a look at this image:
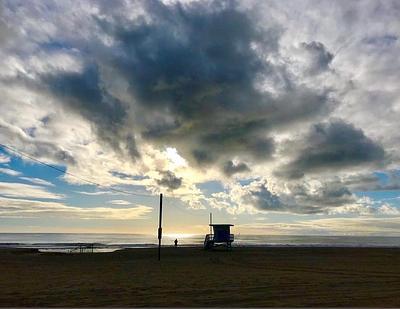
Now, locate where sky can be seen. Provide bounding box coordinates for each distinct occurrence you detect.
[0,0,400,235]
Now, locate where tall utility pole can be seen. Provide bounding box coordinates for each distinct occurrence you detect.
[158,193,163,261]
[209,212,212,234]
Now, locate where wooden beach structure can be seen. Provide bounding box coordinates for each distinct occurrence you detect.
[204,223,234,250]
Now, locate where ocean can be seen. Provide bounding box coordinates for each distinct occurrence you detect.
[2,233,400,252]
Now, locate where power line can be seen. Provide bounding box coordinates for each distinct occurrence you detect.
[0,143,155,198]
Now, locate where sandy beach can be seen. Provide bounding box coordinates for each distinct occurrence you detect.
[0,246,400,307]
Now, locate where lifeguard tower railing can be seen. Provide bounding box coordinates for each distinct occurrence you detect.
[204,234,234,243]
[204,233,234,249]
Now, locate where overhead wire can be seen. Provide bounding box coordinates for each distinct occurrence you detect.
[1,144,386,235]
[0,143,155,198]
[0,143,209,219]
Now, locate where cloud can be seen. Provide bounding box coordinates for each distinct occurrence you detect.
[336,171,400,192]
[0,167,21,176]
[207,179,287,215]
[0,2,338,184]
[236,215,400,236]
[19,177,54,187]
[223,160,250,176]
[0,120,77,167]
[279,120,385,178]
[0,0,399,222]
[77,190,121,196]
[43,65,138,160]
[240,180,283,212]
[156,171,182,191]
[0,154,10,164]
[108,199,131,205]
[0,181,63,200]
[128,2,276,163]
[0,196,152,220]
[209,177,381,215]
[28,0,331,172]
[299,41,334,74]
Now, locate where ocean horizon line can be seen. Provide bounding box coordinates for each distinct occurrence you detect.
[2,233,400,252]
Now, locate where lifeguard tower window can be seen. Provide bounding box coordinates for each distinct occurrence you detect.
[204,224,234,250]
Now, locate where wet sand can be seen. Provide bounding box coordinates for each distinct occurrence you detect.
[1,246,400,307]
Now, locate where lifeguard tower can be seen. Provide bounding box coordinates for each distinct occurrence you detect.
[204,221,234,250]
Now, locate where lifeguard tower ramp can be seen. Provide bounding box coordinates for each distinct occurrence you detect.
[204,224,234,250]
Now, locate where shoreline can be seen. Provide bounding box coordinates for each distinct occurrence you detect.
[3,234,400,252]
[4,242,400,252]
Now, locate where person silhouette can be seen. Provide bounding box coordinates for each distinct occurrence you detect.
[174,239,178,247]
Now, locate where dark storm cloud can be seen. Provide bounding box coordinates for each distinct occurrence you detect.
[300,41,333,74]
[198,122,275,163]
[279,120,385,178]
[42,65,139,159]
[109,1,272,118]
[287,182,354,209]
[242,180,357,215]
[242,181,284,211]
[343,170,400,191]
[156,171,182,191]
[192,149,214,165]
[105,0,277,164]
[223,160,250,176]
[29,141,76,166]
[89,0,331,166]
[20,0,334,174]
